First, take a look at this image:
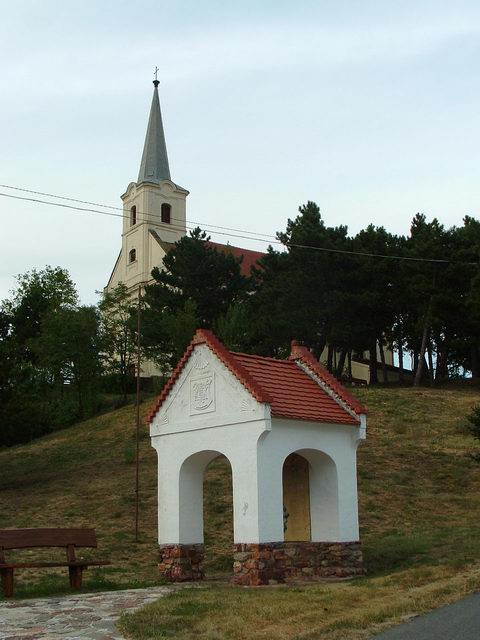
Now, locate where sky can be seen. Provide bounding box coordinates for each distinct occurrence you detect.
[1,0,479,304]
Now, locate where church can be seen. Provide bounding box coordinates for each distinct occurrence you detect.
[106,79,396,383]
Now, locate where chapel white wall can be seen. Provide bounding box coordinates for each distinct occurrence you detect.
[150,344,365,547]
[150,343,272,545]
[256,418,364,543]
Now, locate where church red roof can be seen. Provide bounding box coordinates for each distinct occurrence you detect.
[151,237,264,277]
[148,330,366,426]
[207,242,264,276]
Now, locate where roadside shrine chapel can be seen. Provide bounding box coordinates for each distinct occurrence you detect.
[148,329,367,585]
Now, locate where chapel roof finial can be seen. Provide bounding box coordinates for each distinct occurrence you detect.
[137,69,171,184]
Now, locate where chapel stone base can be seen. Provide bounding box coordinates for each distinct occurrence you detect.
[158,544,205,582]
[232,541,365,586]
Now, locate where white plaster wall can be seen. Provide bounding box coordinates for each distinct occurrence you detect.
[150,343,271,545]
[152,421,269,544]
[150,343,366,546]
[257,418,365,542]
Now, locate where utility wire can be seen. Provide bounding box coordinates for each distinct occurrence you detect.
[1,190,478,266]
[0,191,266,245]
[0,183,276,241]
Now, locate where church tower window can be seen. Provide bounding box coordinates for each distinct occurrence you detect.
[129,248,137,263]
[161,203,171,224]
[130,206,137,226]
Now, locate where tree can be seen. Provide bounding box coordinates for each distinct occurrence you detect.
[251,202,353,362]
[215,301,252,352]
[142,228,250,369]
[3,266,78,362]
[32,306,102,418]
[456,216,480,378]
[0,266,84,446]
[467,406,480,444]
[98,283,137,401]
[339,225,398,383]
[401,214,480,384]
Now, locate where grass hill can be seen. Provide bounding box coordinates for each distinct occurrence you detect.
[1,384,480,636]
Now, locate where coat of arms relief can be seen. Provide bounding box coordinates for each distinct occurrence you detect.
[190,374,215,414]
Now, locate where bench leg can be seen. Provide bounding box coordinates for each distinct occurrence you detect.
[1,568,14,598]
[69,566,83,590]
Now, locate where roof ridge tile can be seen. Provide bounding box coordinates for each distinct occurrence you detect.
[288,344,367,415]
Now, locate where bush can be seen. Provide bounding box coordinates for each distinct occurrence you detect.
[467,405,480,441]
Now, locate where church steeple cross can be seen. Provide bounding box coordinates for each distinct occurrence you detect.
[153,66,159,87]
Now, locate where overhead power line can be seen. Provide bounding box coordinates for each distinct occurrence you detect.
[0,191,269,245]
[0,183,276,241]
[0,189,478,266]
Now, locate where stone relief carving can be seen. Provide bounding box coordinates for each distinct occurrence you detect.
[190,375,215,414]
[193,352,209,370]
[241,398,254,412]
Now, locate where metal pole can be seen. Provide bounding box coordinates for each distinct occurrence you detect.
[135,285,142,542]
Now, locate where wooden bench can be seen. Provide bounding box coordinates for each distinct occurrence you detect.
[0,528,110,597]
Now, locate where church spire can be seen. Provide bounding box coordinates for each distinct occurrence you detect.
[137,75,171,184]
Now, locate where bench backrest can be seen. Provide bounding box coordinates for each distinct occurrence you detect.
[0,528,97,550]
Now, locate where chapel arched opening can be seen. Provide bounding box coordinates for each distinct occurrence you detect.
[282,449,340,543]
[164,449,234,580]
[203,454,233,575]
[282,453,311,541]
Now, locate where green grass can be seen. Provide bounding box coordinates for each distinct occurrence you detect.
[9,569,126,600]
[1,384,480,636]
[117,565,480,640]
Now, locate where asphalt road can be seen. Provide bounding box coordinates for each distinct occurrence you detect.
[373,592,480,639]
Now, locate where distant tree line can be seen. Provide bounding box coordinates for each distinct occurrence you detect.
[0,269,138,446]
[142,205,480,386]
[1,203,479,446]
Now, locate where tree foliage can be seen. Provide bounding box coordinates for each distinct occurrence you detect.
[98,282,137,401]
[141,228,250,369]
[2,205,480,447]
[0,267,101,446]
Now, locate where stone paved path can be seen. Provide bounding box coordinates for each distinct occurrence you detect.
[0,586,173,639]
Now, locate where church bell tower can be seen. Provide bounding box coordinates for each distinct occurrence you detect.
[107,76,189,294]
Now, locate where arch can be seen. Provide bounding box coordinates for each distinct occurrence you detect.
[130,205,137,226]
[282,453,311,541]
[204,454,233,572]
[161,203,171,224]
[129,248,137,263]
[178,450,233,545]
[281,448,339,542]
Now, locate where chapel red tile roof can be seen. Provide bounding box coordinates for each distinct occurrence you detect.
[148,330,366,426]
[232,352,360,425]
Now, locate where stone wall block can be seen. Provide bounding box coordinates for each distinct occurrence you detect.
[159,543,205,582]
[231,541,365,586]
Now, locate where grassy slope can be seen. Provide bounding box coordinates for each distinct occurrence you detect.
[1,385,480,635]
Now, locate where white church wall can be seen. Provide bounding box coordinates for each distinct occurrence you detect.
[149,233,165,277]
[351,359,371,384]
[108,177,187,299]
